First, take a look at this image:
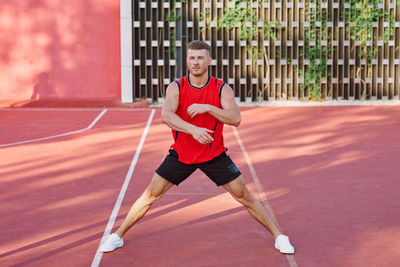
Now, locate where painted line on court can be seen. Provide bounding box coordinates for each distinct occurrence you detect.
[91,109,155,267]
[0,109,108,147]
[232,126,298,267]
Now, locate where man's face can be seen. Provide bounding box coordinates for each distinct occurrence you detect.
[186,49,211,76]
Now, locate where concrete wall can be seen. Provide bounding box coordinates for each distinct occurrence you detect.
[0,0,120,102]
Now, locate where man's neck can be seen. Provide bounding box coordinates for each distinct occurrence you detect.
[188,72,209,88]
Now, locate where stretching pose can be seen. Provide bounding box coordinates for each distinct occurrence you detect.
[100,40,294,255]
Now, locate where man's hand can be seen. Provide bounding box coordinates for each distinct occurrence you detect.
[187,104,210,118]
[191,126,214,144]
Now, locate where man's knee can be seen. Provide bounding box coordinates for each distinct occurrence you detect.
[224,177,252,203]
[143,188,162,204]
[144,174,173,203]
[235,191,255,206]
[229,186,255,206]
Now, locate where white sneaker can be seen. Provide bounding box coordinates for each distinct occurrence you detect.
[275,234,295,254]
[99,233,124,252]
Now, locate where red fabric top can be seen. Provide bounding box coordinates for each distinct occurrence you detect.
[171,74,226,164]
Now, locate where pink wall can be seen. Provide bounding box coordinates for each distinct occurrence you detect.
[0,0,121,102]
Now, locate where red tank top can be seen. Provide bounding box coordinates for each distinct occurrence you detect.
[171,74,226,164]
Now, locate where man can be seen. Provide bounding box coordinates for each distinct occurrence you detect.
[100,40,294,254]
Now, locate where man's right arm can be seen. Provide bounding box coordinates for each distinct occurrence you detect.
[161,82,214,144]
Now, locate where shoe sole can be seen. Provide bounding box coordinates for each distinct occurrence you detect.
[100,241,124,253]
[278,249,295,254]
[275,244,295,254]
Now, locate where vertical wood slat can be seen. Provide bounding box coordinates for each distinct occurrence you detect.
[139,1,145,98]
[387,0,392,99]
[293,0,299,100]
[163,1,169,97]
[344,2,351,99]
[299,1,305,99]
[287,0,293,100]
[132,0,139,99]
[377,1,383,99]
[145,0,151,99]
[151,0,157,101]
[321,1,328,99]
[277,0,282,100]
[270,1,276,100]
[131,0,400,103]
[396,0,400,100]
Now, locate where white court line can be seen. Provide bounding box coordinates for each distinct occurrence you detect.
[232,126,298,267]
[91,109,155,267]
[0,109,108,148]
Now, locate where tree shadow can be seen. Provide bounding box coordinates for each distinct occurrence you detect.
[236,106,400,266]
[2,200,246,266]
[1,109,264,266]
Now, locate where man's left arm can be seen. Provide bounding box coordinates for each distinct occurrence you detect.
[187,84,241,127]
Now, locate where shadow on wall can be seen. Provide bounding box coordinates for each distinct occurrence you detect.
[0,0,120,104]
[31,72,57,100]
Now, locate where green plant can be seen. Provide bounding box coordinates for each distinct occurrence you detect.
[342,0,395,60]
[216,1,280,60]
[298,0,330,101]
[342,0,396,98]
[164,0,186,57]
[164,10,180,57]
[199,7,211,40]
[196,0,397,102]
[200,0,281,100]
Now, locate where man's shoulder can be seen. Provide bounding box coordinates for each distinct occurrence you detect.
[174,75,189,89]
[209,76,226,87]
[166,80,180,95]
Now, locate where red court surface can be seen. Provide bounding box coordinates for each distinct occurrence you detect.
[1,106,400,267]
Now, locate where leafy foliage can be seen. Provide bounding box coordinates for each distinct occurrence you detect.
[342,0,395,60]
[164,0,398,101]
[299,0,331,100]
[214,0,280,60]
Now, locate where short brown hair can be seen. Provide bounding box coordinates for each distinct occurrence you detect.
[187,40,210,54]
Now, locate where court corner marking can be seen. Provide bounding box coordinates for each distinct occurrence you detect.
[0,109,108,147]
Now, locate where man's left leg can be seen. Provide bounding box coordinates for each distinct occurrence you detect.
[223,175,281,238]
[223,176,294,254]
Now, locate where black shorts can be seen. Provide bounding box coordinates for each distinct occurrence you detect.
[156,149,241,186]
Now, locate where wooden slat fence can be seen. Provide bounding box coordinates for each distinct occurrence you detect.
[132,0,400,102]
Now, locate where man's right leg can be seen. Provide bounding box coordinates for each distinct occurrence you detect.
[100,149,194,252]
[115,173,174,237]
[100,173,173,252]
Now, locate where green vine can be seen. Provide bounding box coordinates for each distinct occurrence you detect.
[342,0,396,98]
[164,10,180,57]
[215,0,280,60]
[200,0,280,100]
[193,0,397,101]
[298,0,330,101]
[199,7,212,39]
[342,0,395,60]
[164,0,186,57]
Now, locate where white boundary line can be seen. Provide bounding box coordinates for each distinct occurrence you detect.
[91,109,155,267]
[0,109,108,148]
[232,126,298,267]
